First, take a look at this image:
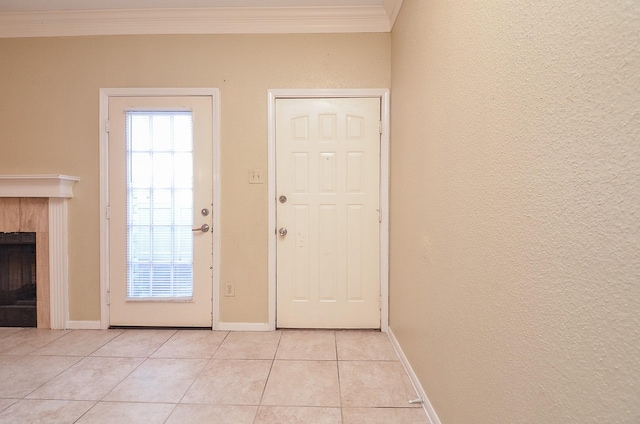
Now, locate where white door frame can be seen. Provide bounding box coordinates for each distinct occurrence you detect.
[99,88,221,329]
[267,89,390,332]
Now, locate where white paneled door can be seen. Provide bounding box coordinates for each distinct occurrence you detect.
[108,96,213,327]
[276,98,381,328]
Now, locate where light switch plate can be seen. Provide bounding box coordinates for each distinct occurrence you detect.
[249,169,264,184]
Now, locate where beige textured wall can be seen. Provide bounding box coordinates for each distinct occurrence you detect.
[390,1,639,423]
[0,33,390,323]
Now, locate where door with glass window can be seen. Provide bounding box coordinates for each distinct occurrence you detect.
[108,96,213,327]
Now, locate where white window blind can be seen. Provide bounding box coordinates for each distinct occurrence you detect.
[126,111,194,299]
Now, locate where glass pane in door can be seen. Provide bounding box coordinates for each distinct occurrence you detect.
[126,111,194,299]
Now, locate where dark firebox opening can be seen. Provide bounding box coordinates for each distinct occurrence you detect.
[0,232,36,327]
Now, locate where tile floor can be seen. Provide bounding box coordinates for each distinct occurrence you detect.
[0,328,429,423]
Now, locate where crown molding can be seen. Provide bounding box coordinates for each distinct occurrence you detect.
[0,5,397,38]
[383,0,403,29]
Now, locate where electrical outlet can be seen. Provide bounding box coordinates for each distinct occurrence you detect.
[225,282,235,297]
[249,169,264,184]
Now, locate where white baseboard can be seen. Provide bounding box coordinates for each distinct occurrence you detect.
[387,327,441,424]
[217,322,271,331]
[66,320,102,330]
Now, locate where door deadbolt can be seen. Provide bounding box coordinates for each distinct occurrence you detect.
[201,208,210,216]
[278,227,288,236]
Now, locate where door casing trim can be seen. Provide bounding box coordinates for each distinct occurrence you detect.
[267,89,390,332]
[99,88,221,329]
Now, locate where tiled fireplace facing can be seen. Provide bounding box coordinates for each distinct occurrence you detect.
[0,175,79,329]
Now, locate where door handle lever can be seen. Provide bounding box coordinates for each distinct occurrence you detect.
[192,224,210,233]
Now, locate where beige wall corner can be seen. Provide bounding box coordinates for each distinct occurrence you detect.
[390,0,640,422]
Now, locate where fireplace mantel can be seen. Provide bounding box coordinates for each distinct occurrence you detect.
[0,174,79,329]
[0,174,80,198]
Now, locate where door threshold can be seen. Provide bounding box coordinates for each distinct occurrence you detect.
[108,326,213,330]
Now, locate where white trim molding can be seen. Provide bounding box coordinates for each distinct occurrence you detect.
[0,3,404,38]
[383,0,404,28]
[49,198,70,329]
[388,327,442,424]
[0,174,80,329]
[267,88,390,332]
[0,174,79,198]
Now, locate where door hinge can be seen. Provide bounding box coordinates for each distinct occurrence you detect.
[380,296,383,309]
[105,119,110,133]
[106,291,110,305]
[378,208,382,223]
[378,120,383,134]
[106,206,111,220]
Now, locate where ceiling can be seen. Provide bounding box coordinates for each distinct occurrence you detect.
[0,0,403,38]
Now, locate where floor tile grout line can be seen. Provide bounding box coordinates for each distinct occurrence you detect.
[335,331,346,424]
[27,328,75,356]
[34,328,125,358]
[71,399,99,424]
[0,354,26,373]
[94,329,170,404]
[0,399,18,415]
[80,399,181,405]
[212,330,231,357]
[95,356,149,403]
[146,328,178,357]
[161,402,180,424]
[0,327,26,343]
[20,354,84,400]
[171,330,270,423]
[100,358,211,405]
[0,327,70,356]
[90,328,177,358]
[174,335,223,406]
[83,328,126,357]
[88,328,131,357]
[22,336,148,409]
[255,330,282,413]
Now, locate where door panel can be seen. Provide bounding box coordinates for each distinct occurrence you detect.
[276,98,381,328]
[108,96,213,327]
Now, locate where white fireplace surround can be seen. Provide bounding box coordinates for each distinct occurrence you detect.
[0,174,79,329]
